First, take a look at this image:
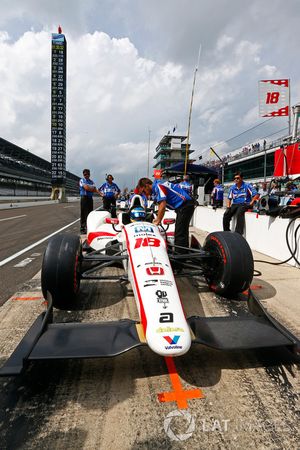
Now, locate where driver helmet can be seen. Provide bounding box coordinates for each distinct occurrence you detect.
[130,206,146,222]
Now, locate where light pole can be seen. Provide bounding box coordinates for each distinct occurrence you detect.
[147,128,151,178]
[263,147,267,183]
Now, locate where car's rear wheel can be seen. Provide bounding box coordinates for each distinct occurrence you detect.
[41,233,82,309]
[203,231,253,297]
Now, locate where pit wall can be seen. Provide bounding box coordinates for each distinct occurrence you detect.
[193,206,300,268]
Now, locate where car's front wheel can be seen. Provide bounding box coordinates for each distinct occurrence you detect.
[41,233,82,309]
[203,231,253,297]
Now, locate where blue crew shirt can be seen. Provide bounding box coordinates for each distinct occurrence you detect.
[152,181,192,210]
[212,184,224,201]
[228,181,257,204]
[179,180,193,196]
[79,178,96,197]
[99,181,120,198]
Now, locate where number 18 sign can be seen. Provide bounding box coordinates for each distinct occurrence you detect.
[259,79,290,117]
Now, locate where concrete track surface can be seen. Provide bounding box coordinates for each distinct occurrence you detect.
[0,223,299,449]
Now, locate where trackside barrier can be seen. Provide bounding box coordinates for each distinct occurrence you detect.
[0,197,80,210]
[0,200,59,210]
[193,206,300,267]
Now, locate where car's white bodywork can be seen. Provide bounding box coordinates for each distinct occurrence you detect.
[85,197,191,356]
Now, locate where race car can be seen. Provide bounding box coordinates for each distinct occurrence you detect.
[0,195,299,375]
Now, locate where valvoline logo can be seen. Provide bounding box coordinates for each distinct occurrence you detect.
[163,335,180,345]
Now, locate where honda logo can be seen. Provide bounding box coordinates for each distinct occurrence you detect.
[146,267,164,276]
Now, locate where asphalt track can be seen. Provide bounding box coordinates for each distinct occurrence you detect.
[0,203,299,449]
[0,200,100,306]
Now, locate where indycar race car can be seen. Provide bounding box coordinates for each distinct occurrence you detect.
[0,195,299,375]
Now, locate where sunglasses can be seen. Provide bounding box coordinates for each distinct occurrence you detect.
[234,177,241,180]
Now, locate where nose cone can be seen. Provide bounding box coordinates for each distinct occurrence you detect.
[146,327,192,357]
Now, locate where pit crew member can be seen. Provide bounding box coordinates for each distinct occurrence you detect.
[223,171,259,235]
[79,169,97,234]
[98,174,120,218]
[179,175,193,196]
[211,178,224,208]
[138,177,195,252]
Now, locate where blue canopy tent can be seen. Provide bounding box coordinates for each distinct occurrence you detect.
[164,162,218,176]
[163,162,218,197]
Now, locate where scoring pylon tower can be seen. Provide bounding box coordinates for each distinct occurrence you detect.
[50,26,67,201]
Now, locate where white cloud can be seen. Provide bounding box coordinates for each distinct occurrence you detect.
[1,0,300,187]
[240,106,259,127]
[0,30,10,42]
[216,35,234,52]
[0,29,189,186]
[258,65,278,77]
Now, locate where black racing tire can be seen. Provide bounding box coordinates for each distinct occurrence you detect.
[203,231,253,297]
[41,233,82,309]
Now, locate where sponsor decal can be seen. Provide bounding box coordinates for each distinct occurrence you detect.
[156,327,184,333]
[159,312,174,323]
[157,298,169,309]
[156,289,167,298]
[160,280,173,287]
[143,279,158,287]
[134,225,154,233]
[164,335,183,350]
[163,335,180,345]
[165,345,183,350]
[134,237,160,249]
[156,289,169,309]
[146,267,165,276]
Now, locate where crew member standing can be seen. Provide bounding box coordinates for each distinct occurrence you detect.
[79,169,97,234]
[138,177,195,253]
[211,178,224,208]
[99,174,120,218]
[223,172,259,235]
[179,175,193,197]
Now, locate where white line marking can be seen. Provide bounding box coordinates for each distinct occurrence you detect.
[0,214,26,222]
[0,218,80,267]
[14,258,34,267]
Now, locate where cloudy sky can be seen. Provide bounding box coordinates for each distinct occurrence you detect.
[0,0,299,188]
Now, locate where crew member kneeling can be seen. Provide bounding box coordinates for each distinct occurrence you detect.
[223,171,259,235]
[138,177,195,252]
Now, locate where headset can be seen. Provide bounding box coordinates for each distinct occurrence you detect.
[106,174,114,181]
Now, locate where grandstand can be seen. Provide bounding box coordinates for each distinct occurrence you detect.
[0,137,80,196]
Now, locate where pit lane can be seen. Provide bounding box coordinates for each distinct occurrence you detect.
[0,224,299,449]
[0,200,100,306]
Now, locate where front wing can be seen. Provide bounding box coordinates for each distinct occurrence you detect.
[0,291,298,376]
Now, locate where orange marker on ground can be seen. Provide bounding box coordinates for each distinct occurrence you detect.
[158,356,204,409]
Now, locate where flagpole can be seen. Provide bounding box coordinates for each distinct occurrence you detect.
[288,78,291,136]
[210,146,224,185]
[184,44,202,176]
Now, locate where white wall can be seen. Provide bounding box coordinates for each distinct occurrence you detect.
[193,206,300,267]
